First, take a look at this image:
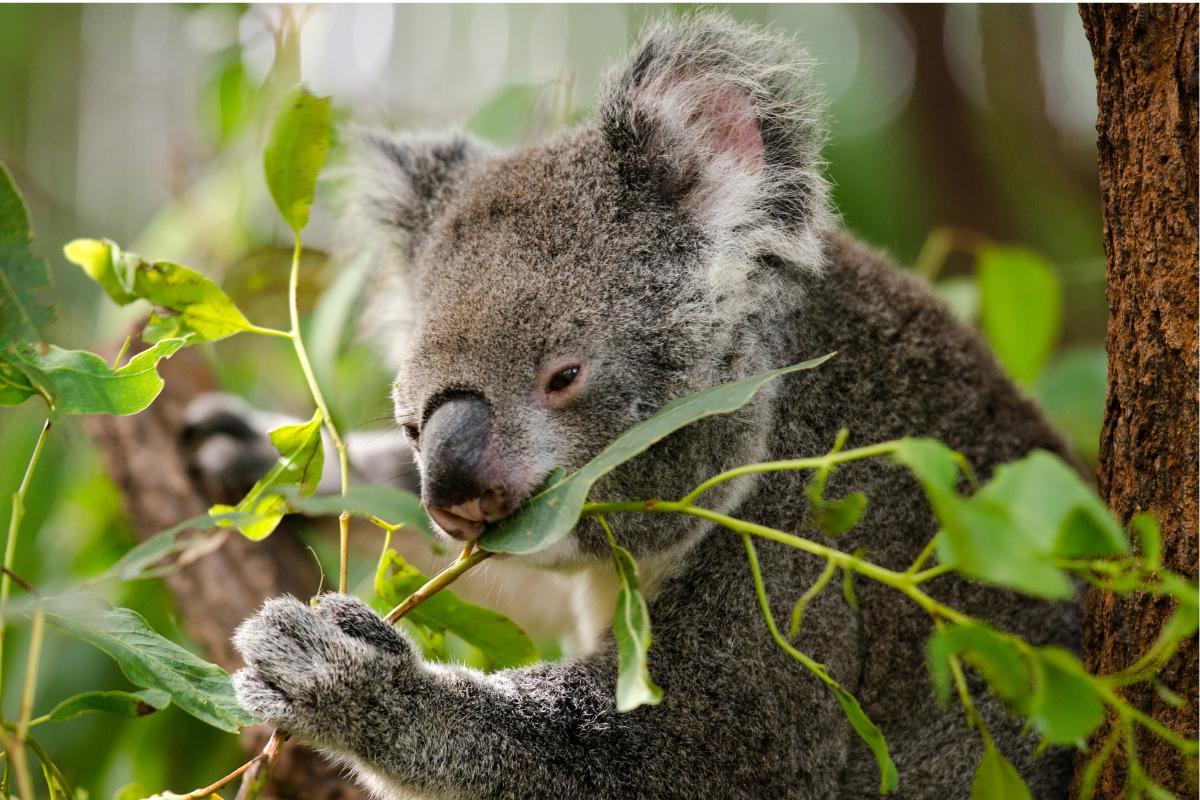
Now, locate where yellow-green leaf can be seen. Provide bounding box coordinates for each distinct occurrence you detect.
[264,86,332,234]
[64,238,256,343]
[212,410,324,540]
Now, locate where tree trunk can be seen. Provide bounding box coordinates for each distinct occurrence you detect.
[1078,5,1198,796]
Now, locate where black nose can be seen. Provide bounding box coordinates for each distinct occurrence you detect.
[421,393,499,540]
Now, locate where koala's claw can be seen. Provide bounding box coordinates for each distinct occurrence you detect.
[232,595,413,739]
[314,593,411,657]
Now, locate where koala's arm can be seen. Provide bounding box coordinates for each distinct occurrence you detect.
[234,551,858,800]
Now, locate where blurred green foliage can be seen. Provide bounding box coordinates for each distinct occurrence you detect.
[0,4,1110,795]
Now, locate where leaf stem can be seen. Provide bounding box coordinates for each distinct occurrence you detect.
[285,234,351,592]
[245,323,294,340]
[678,442,900,506]
[384,549,492,624]
[15,603,43,744]
[0,416,51,701]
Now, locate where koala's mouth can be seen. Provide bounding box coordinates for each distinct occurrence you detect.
[427,489,509,542]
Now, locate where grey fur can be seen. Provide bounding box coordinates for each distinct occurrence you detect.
[233,14,1079,799]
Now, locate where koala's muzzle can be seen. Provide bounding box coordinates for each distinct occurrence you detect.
[421,394,514,541]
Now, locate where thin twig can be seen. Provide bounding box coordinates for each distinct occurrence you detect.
[384,550,493,624]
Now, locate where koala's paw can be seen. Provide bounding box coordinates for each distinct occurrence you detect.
[181,393,281,503]
[232,594,414,742]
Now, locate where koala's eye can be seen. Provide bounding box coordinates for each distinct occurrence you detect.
[537,359,588,407]
[547,366,580,393]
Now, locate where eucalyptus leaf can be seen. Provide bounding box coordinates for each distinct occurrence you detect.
[974,450,1127,559]
[834,685,899,794]
[210,410,324,540]
[4,338,185,415]
[42,688,170,723]
[264,85,332,233]
[46,602,253,732]
[926,623,1029,708]
[64,238,256,343]
[95,513,242,583]
[482,355,834,554]
[280,484,436,546]
[605,527,662,712]
[374,550,537,669]
[977,246,1061,386]
[1028,647,1104,745]
[970,745,1032,800]
[0,161,53,344]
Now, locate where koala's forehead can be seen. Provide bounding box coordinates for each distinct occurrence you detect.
[422,129,702,292]
[402,129,705,374]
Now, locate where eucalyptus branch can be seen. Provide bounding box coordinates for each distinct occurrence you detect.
[0,416,51,701]
[384,549,493,624]
[285,234,352,593]
[581,444,1198,790]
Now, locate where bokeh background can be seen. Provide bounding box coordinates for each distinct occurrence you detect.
[0,4,1108,795]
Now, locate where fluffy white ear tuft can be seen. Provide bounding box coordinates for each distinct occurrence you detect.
[599,14,834,293]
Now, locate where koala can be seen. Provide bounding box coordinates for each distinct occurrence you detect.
[227,15,1080,800]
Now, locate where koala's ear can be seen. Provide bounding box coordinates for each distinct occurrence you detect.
[598,15,831,268]
[344,128,489,257]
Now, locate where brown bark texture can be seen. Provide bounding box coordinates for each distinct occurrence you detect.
[1079,4,1198,796]
[83,342,365,800]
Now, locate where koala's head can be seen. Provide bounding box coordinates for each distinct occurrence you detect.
[345,15,830,566]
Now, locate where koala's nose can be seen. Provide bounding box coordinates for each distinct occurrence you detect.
[420,394,512,541]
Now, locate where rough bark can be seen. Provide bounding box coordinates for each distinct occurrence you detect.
[83,342,364,800]
[1078,5,1198,796]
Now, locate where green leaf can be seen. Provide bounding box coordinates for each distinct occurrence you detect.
[42,689,170,723]
[1034,348,1106,465]
[834,685,899,794]
[977,246,1062,386]
[264,85,332,233]
[812,492,867,537]
[1028,647,1104,745]
[374,550,537,669]
[482,355,834,554]
[95,513,240,583]
[890,438,966,510]
[0,356,35,406]
[0,161,53,344]
[64,238,256,343]
[604,526,662,712]
[927,623,1029,708]
[971,745,1032,800]
[4,338,186,415]
[0,159,31,248]
[936,496,1074,600]
[210,410,324,540]
[974,450,1127,559]
[280,484,437,547]
[46,602,254,732]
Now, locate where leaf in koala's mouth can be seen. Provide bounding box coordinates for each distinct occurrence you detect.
[479,353,835,555]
